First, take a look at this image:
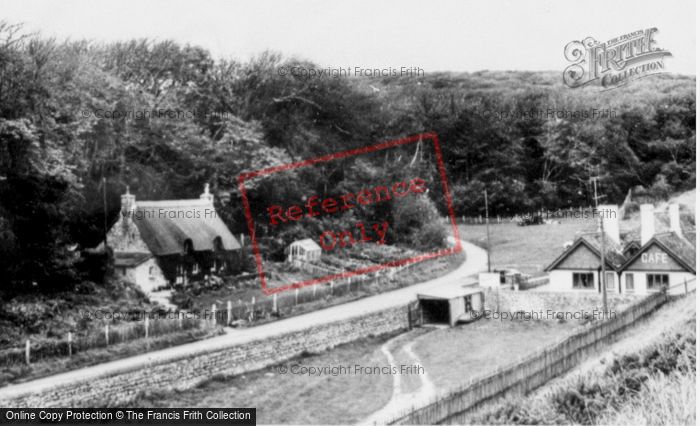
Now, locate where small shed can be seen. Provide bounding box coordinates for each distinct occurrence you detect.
[416,286,485,327]
[287,238,322,263]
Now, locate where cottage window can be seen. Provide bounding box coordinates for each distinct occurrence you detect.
[625,274,635,292]
[605,272,615,291]
[646,274,669,291]
[572,272,594,289]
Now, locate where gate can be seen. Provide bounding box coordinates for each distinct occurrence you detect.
[407,300,422,328]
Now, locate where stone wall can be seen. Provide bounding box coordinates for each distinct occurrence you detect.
[3,305,409,407]
[483,289,638,317]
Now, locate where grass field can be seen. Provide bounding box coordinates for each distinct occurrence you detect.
[132,334,396,424]
[467,295,696,425]
[459,217,596,276]
[121,317,584,423]
[413,317,581,390]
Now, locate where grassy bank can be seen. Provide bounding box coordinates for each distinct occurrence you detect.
[119,333,398,424]
[459,218,594,276]
[0,278,223,386]
[0,327,223,386]
[468,310,696,425]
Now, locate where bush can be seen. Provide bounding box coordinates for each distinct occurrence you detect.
[391,194,446,250]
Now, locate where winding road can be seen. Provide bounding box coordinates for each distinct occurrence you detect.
[0,239,488,402]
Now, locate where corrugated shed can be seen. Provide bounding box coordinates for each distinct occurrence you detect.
[133,199,240,256]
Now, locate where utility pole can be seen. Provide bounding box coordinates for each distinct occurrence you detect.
[102,176,108,249]
[599,212,608,318]
[592,169,608,318]
[484,190,491,272]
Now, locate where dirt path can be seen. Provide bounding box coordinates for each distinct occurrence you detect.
[362,332,437,425]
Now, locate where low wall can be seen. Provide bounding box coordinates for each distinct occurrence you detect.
[388,292,667,425]
[2,305,409,407]
[484,289,639,316]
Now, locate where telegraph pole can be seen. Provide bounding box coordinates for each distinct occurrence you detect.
[591,171,608,318]
[599,213,608,318]
[484,190,491,272]
[102,176,108,249]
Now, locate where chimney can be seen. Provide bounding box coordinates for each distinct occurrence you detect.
[640,203,655,245]
[121,186,136,214]
[599,204,620,244]
[669,203,681,236]
[200,183,214,204]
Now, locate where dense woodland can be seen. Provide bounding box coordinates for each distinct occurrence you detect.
[0,22,695,288]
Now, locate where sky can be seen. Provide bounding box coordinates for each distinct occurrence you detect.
[0,0,696,74]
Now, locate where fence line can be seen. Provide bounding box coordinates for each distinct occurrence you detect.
[446,206,601,225]
[0,314,215,367]
[388,290,669,425]
[210,259,421,327]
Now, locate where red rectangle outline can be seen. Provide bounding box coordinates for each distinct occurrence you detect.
[238,132,462,295]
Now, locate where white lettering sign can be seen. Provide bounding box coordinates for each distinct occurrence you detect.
[641,252,668,264]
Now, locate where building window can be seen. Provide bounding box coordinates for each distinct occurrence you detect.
[176,265,184,284]
[605,272,615,291]
[625,274,635,292]
[646,274,669,291]
[573,272,594,289]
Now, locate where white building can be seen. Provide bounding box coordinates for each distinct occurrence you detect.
[287,238,322,264]
[545,203,695,295]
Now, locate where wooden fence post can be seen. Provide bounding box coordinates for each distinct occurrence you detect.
[211,303,217,325]
[25,339,30,365]
[105,324,109,346]
[178,312,183,330]
[227,300,232,325]
[67,332,72,357]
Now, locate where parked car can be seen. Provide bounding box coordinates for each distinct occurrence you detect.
[517,214,544,226]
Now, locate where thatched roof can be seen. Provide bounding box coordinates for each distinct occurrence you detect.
[133,199,240,256]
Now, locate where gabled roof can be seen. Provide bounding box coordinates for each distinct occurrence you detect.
[619,232,696,273]
[545,233,625,272]
[289,238,321,251]
[133,199,240,256]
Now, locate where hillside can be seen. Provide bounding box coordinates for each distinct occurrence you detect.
[0,22,695,291]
